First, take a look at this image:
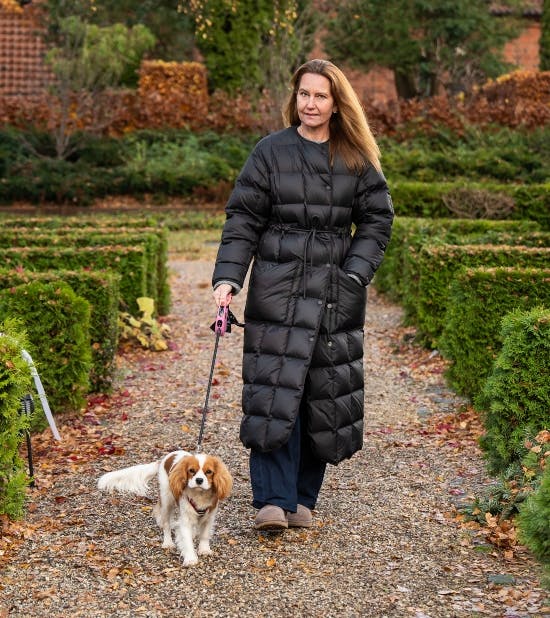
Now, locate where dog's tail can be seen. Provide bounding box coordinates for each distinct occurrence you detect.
[97,461,160,497]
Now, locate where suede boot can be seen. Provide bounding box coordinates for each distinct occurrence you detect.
[254,505,288,530]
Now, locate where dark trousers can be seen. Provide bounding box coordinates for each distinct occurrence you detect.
[249,404,326,513]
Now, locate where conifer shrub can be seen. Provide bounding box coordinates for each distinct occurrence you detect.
[380,124,550,184]
[0,319,32,519]
[477,307,550,474]
[517,464,550,587]
[467,308,550,584]
[0,281,92,422]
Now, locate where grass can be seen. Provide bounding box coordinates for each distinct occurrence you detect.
[168,228,222,260]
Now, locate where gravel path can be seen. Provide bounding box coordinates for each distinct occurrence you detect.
[1,258,547,618]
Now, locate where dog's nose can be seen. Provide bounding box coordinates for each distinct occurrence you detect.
[195,477,203,485]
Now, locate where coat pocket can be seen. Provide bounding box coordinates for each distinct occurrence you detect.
[333,267,367,330]
[245,260,297,323]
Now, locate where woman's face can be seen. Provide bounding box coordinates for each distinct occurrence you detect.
[296,72,336,135]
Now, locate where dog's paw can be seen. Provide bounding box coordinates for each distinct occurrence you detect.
[182,554,199,567]
[198,546,213,556]
[162,539,176,549]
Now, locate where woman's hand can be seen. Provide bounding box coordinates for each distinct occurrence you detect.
[213,283,233,307]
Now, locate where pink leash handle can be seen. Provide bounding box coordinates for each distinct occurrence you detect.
[214,305,229,336]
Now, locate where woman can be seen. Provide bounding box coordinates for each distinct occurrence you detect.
[212,59,394,530]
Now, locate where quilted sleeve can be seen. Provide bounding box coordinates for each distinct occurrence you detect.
[212,138,272,290]
[342,165,394,286]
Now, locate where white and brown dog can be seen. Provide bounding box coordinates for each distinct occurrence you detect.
[97,450,233,566]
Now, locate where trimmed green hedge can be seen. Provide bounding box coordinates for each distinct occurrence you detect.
[390,181,550,230]
[0,269,120,393]
[415,245,550,345]
[0,245,148,316]
[0,318,32,519]
[0,211,226,231]
[0,226,170,315]
[374,217,541,304]
[0,281,92,419]
[439,267,550,400]
[0,228,170,316]
[0,214,155,229]
[0,227,170,315]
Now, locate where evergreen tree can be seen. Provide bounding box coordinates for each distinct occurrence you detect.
[184,0,314,95]
[89,0,196,64]
[324,0,519,99]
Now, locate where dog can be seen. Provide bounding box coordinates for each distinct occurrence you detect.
[97,450,233,566]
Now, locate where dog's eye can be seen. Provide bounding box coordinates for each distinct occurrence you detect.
[188,468,196,475]
[205,469,213,475]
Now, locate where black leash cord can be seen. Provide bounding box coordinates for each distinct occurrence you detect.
[196,331,220,453]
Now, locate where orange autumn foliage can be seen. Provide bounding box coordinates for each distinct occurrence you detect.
[0,67,548,138]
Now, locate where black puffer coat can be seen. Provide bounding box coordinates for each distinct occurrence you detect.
[212,127,394,464]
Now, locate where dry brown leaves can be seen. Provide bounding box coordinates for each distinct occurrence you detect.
[0,387,133,569]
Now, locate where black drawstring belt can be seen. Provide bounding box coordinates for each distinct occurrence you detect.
[269,224,349,299]
[302,228,316,298]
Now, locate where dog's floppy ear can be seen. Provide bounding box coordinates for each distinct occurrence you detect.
[210,456,233,500]
[169,456,194,499]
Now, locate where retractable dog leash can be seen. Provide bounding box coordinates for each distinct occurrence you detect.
[196,305,243,452]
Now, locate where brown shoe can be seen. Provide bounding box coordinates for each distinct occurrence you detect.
[287,504,313,528]
[254,505,288,530]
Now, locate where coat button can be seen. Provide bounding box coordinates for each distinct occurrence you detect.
[327,341,333,347]
[327,303,333,309]
[317,300,323,305]
[309,336,314,342]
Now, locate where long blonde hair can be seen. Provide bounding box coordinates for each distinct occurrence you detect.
[283,59,381,173]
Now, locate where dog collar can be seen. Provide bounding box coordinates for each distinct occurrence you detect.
[187,496,209,516]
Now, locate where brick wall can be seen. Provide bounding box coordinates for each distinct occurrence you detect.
[0,5,51,96]
[346,66,397,105]
[504,21,541,69]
